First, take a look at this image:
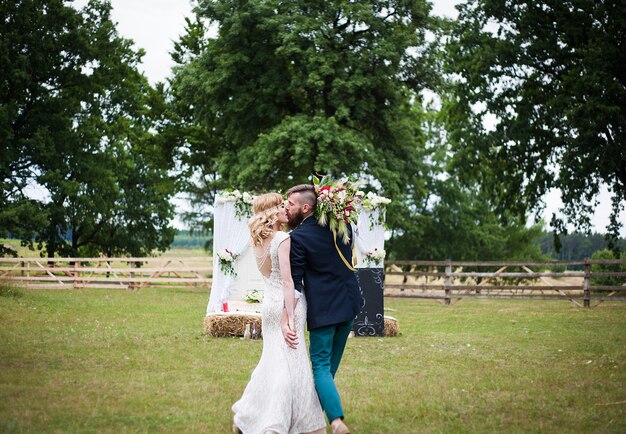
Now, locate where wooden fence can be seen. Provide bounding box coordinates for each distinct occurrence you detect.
[0,257,212,290]
[2,257,625,308]
[384,259,626,307]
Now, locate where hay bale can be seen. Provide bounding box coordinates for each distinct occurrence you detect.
[204,313,263,338]
[383,315,399,337]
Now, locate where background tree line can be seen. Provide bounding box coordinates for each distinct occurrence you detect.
[166,229,626,261]
[2,0,624,260]
[1,0,176,258]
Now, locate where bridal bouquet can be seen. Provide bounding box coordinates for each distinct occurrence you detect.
[216,248,238,276]
[314,175,362,244]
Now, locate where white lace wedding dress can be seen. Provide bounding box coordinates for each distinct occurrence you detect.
[232,231,326,434]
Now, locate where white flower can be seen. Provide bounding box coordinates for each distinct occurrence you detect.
[217,249,236,262]
[369,248,386,261]
[242,192,254,204]
[361,192,391,210]
[218,189,244,202]
[364,248,386,266]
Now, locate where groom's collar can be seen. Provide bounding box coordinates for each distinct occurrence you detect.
[293,214,315,230]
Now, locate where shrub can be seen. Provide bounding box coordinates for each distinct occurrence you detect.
[591,249,626,288]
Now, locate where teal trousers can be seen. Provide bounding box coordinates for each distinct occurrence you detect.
[309,319,354,422]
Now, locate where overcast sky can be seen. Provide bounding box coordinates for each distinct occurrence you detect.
[70,0,621,234]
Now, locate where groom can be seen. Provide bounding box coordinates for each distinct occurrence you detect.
[283,184,361,434]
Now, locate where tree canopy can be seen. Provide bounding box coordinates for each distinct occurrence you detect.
[5,0,600,260]
[0,0,176,257]
[165,0,551,260]
[169,0,435,232]
[443,0,626,246]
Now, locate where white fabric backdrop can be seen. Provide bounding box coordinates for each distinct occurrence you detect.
[207,197,389,313]
[206,201,251,314]
[354,208,386,268]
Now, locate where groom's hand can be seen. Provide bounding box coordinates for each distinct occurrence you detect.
[281,309,298,349]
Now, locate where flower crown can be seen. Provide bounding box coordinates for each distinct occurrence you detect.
[313,175,362,244]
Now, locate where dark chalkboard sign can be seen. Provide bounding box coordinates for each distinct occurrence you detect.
[353,268,384,336]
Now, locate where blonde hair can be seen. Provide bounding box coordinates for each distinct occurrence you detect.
[248,192,283,246]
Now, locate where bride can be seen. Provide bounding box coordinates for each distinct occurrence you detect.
[232,193,326,434]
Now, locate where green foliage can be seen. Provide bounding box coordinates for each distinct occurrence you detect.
[0,283,23,298]
[164,0,552,260]
[538,232,626,262]
[0,0,176,257]
[169,0,435,235]
[387,178,548,261]
[591,248,626,287]
[443,0,626,246]
[162,16,223,233]
[171,230,213,250]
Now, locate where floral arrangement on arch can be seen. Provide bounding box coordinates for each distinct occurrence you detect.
[356,191,391,228]
[244,289,263,303]
[216,248,238,276]
[363,248,386,267]
[215,189,255,219]
[314,175,362,244]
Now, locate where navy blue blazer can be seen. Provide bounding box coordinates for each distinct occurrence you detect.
[290,216,362,330]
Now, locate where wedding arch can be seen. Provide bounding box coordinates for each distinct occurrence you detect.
[205,190,260,315]
[203,189,395,337]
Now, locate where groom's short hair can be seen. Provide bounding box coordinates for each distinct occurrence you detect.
[287,184,317,209]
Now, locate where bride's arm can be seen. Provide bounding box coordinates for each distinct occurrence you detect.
[278,237,297,331]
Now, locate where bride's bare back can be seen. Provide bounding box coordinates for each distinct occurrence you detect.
[253,236,273,278]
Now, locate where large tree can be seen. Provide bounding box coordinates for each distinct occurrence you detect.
[443,0,626,246]
[0,0,176,257]
[170,0,436,236]
[164,16,224,233]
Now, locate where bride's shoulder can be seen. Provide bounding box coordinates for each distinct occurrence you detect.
[276,230,290,240]
[273,230,290,244]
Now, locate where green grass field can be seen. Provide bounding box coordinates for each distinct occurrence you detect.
[1,283,624,433]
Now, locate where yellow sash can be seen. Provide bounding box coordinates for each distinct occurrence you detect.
[333,232,356,272]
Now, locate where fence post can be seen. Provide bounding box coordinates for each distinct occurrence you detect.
[444,260,451,305]
[129,261,135,291]
[583,258,591,308]
[73,260,78,289]
[401,265,408,292]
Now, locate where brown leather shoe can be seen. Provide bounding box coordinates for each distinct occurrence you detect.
[305,428,327,434]
[331,419,350,434]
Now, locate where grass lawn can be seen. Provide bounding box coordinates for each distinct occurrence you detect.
[0,284,625,433]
